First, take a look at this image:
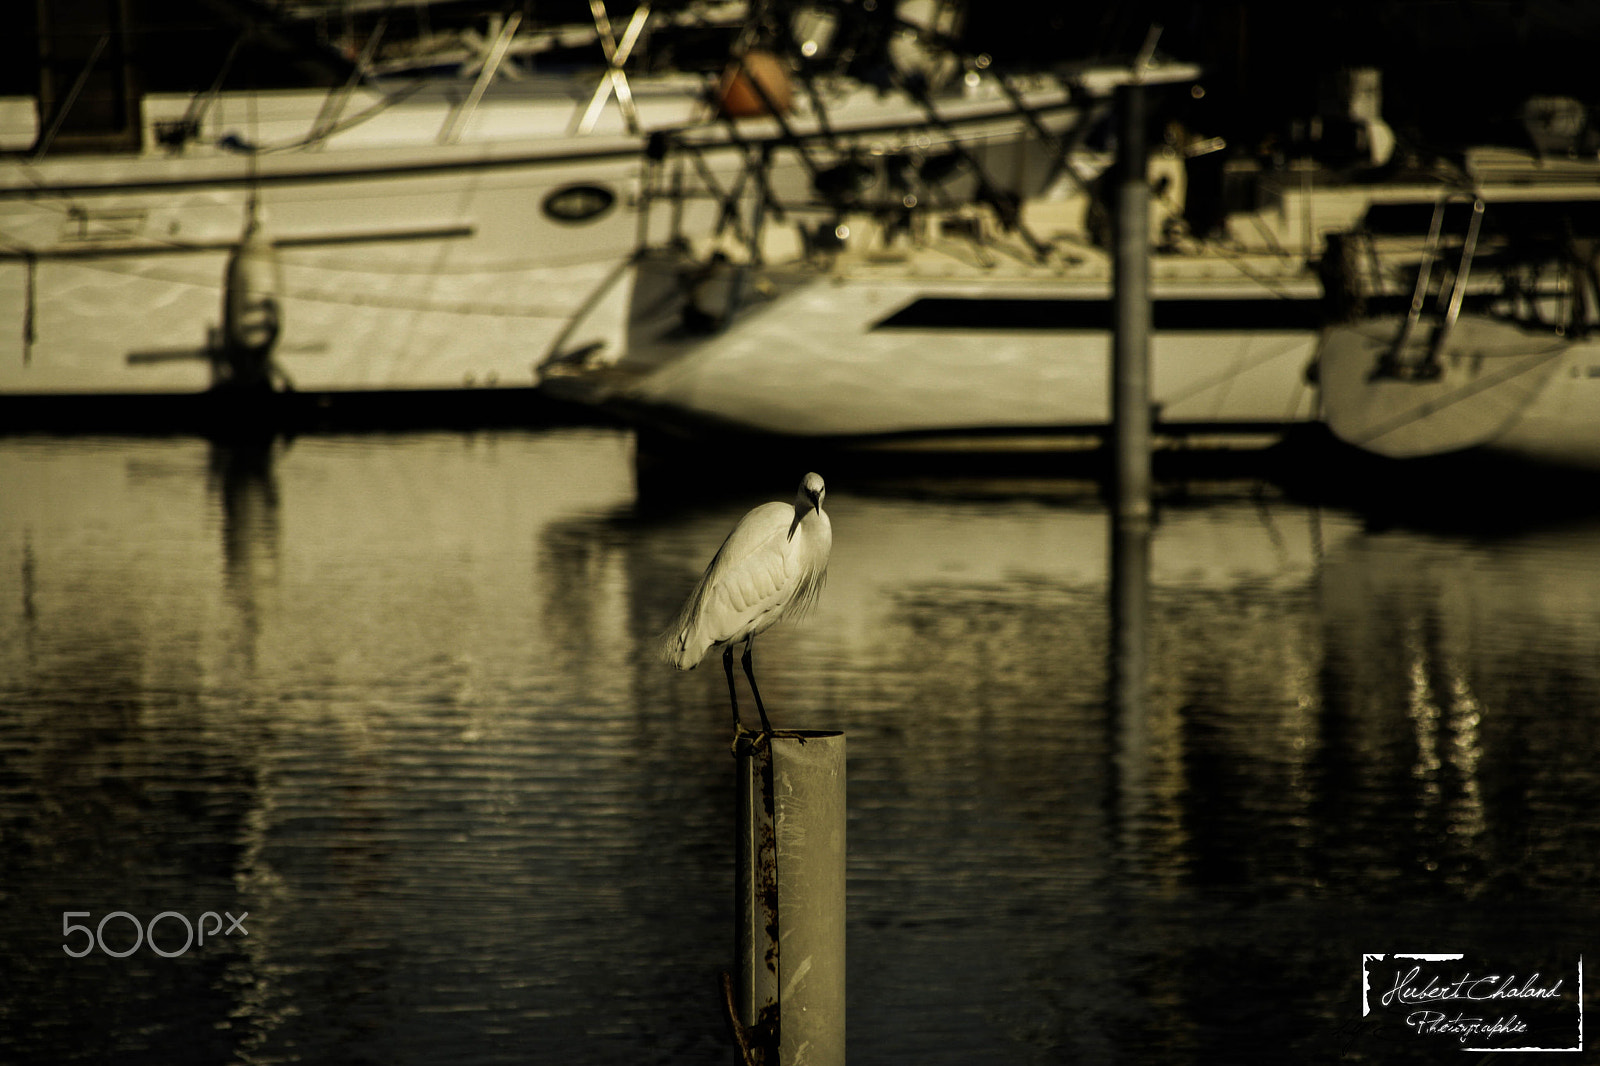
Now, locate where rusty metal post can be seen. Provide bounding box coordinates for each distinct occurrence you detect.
[733,730,846,1066]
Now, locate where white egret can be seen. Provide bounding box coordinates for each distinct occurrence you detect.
[660,472,832,733]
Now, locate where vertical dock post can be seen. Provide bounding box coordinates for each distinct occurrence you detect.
[733,730,847,1066]
[1111,80,1152,521]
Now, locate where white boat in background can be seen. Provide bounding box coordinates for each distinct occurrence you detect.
[0,0,1081,404]
[539,54,1359,457]
[1316,179,1600,471]
[526,17,1600,469]
[1317,315,1600,468]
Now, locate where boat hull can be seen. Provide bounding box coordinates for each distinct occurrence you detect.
[566,255,1325,446]
[1,141,647,397]
[1318,314,1600,469]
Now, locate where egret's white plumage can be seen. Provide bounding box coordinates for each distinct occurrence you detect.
[660,472,832,732]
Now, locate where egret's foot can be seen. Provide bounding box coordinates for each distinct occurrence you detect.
[730,722,771,757]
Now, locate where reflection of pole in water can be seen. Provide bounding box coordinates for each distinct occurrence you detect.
[18,533,38,668]
[1110,517,1150,716]
[1108,514,1151,839]
[208,439,282,670]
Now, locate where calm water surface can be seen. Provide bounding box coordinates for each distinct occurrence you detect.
[1,429,1596,1065]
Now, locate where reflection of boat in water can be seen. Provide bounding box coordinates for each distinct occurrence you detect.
[10,425,1600,1060]
[0,0,1080,406]
[575,485,1357,904]
[1316,515,1600,890]
[1315,163,1600,471]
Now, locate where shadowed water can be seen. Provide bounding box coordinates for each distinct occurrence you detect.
[1,430,1595,1064]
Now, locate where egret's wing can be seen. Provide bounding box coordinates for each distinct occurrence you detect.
[698,502,798,628]
[659,502,794,667]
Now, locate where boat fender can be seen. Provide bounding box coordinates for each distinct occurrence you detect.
[219,226,282,388]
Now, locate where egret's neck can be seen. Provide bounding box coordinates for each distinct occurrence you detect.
[787,503,812,541]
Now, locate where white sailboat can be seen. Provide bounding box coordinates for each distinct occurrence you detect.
[1316,171,1600,471]
[538,55,1360,458]
[0,0,1079,403]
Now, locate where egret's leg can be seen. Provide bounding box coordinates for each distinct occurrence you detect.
[741,643,773,735]
[722,645,743,729]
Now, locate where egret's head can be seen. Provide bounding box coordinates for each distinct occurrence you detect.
[800,472,826,512]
